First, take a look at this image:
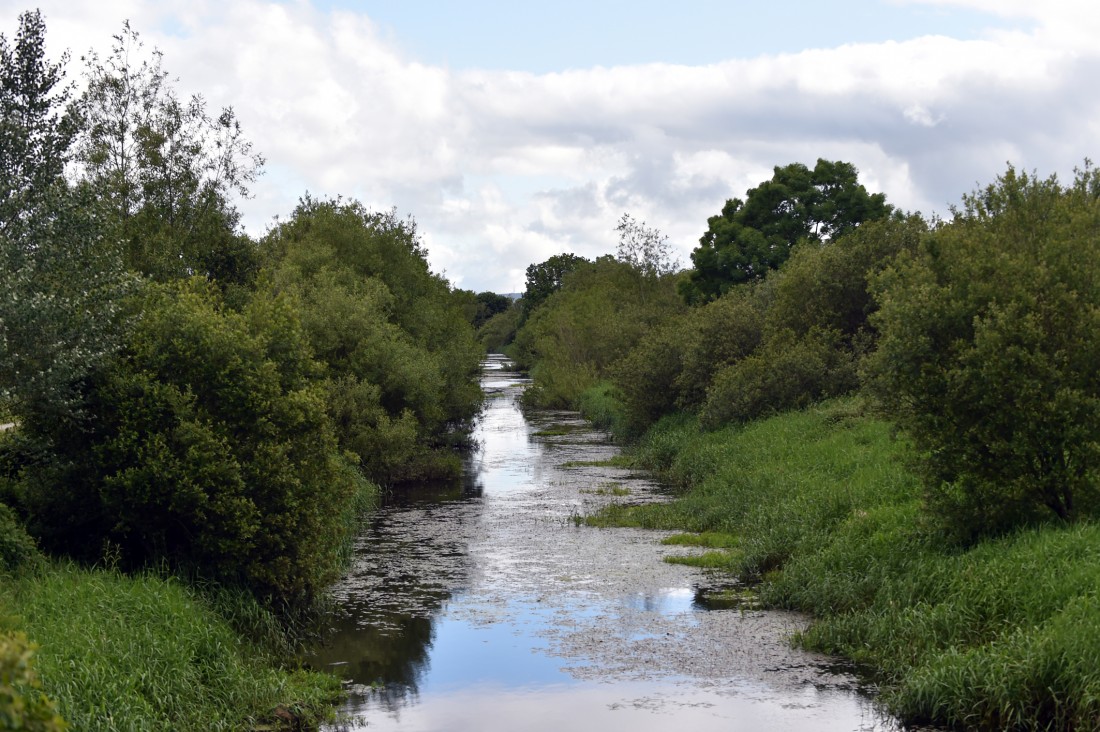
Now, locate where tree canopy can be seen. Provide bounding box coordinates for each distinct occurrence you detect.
[522,252,589,313]
[681,159,890,303]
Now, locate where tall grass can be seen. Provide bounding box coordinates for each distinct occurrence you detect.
[595,397,1100,731]
[1,562,340,731]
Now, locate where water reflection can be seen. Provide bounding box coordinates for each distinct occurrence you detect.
[311,355,902,731]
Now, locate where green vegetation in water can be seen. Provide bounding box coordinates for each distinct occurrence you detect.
[560,455,634,469]
[580,482,631,496]
[594,398,1100,730]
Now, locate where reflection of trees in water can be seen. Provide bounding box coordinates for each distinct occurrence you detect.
[307,470,485,711]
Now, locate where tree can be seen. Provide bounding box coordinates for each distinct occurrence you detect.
[522,253,589,314]
[0,9,78,237]
[615,213,678,277]
[263,198,482,483]
[681,159,890,303]
[0,11,131,431]
[76,22,263,282]
[867,165,1100,541]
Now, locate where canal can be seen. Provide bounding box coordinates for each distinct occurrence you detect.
[308,355,900,731]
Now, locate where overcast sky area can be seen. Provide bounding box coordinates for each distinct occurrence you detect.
[3,1,1098,292]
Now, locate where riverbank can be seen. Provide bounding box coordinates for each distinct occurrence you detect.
[0,538,341,730]
[590,397,1100,730]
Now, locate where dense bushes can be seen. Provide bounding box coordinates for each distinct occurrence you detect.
[606,215,924,436]
[4,279,370,605]
[264,200,482,483]
[867,167,1100,540]
[511,257,685,408]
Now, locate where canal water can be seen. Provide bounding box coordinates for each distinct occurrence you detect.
[309,356,901,731]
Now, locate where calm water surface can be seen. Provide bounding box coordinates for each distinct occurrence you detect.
[309,356,901,732]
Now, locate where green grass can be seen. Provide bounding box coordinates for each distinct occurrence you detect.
[580,482,631,496]
[594,397,1100,731]
[0,562,340,731]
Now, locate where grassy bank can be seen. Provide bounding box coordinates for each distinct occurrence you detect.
[592,398,1100,730]
[1,559,341,731]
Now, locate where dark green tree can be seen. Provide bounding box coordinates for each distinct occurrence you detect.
[0,9,78,237]
[681,159,890,303]
[522,253,589,313]
[474,291,513,328]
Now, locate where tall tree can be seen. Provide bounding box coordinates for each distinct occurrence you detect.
[681,159,890,303]
[0,9,78,236]
[0,11,130,428]
[76,22,263,282]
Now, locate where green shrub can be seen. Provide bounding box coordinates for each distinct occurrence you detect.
[263,199,482,482]
[0,503,41,573]
[576,381,626,434]
[674,288,765,410]
[699,328,858,429]
[10,279,367,606]
[0,631,67,732]
[514,257,685,409]
[867,165,1100,541]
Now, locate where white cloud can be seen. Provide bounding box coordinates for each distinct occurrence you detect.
[3,0,1098,291]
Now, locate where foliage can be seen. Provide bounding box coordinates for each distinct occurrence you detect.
[866,165,1100,540]
[681,159,890,303]
[0,10,78,239]
[263,198,482,483]
[512,257,686,408]
[521,252,589,314]
[472,291,513,329]
[3,562,339,731]
[698,328,858,429]
[0,502,41,573]
[764,214,927,343]
[672,286,766,410]
[76,22,263,283]
[609,311,694,437]
[478,302,522,353]
[0,11,133,439]
[0,631,67,732]
[5,279,369,606]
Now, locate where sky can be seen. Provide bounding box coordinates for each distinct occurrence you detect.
[2,1,1098,293]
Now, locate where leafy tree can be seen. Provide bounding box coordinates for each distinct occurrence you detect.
[867,165,1100,541]
[513,257,685,407]
[263,199,482,483]
[76,22,263,282]
[522,253,589,314]
[0,9,78,238]
[474,291,513,328]
[681,159,890,303]
[0,11,132,433]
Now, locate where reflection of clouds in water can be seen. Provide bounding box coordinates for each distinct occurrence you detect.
[333,680,890,732]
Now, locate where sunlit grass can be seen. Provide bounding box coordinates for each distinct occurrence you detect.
[1,562,340,731]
